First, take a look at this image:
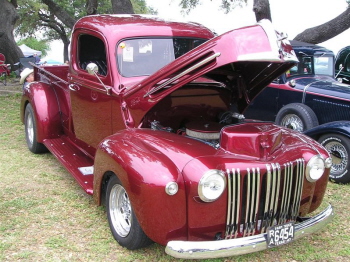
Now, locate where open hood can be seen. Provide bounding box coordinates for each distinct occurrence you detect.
[121,20,298,127]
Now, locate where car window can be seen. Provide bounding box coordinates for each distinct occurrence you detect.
[314,56,333,76]
[78,34,108,76]
[117,38,207,77]
[288,56,313,77]
[335,49,350,72]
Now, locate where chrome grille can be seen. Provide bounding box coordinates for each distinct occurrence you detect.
[225,159,305,239]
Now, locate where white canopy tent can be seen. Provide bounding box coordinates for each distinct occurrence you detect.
[18,44,42,57]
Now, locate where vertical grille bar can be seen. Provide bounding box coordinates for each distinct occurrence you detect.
[253,168,260,235]
[225,168,241,239]
[272,163,281,220]
[225,168,233,238]
[243,168,252,237]
[234,169,241,238]
[291,159,305,220]
[279,162,291,224]
[261,164,272,233]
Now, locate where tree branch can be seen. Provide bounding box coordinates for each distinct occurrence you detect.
[41,0,76,28]
[294,7,350,44]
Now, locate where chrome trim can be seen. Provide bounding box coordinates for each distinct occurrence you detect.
[225,159,305,238]
[144,52,221,97]
[302,80,322,103]
[225,168,240,239]
[165,205,334,259]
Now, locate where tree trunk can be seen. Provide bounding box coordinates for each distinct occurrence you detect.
[253,0,272,22]
[111,0,134,14]
[41,0,77,28]
[86,0,98,15]
[294,7,350,44]
[0,0,23,65]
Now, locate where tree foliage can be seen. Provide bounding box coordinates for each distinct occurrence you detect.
[14,0,153,62]
[17,37,50,56]
[180,0,247,14]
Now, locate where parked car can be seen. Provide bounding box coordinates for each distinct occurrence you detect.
[244,40,350,183]
[20,16,334,259]
[335,45,350,84]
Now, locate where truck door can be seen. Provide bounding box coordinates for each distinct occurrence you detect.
[69,33,113,149]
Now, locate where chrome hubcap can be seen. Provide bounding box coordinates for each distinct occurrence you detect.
[109,184,132,237]
[281,114,304,132]
[324,141,348,174]
[26,113,34,146]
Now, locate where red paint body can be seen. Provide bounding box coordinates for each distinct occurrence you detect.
[20,15,330,247]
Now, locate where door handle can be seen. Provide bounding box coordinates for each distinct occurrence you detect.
[69,84,80,91]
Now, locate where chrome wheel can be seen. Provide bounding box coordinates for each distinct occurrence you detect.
[319,134,350,184]
[323,140,348,174]
[26,112,34,147]
[280,114,304,132]
[109,184,132,237]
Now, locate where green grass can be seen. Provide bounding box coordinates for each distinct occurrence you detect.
[0,93,349,261]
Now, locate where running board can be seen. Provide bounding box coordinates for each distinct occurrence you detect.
[43,137,94,195]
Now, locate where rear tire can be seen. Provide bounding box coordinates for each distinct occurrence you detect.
[318,133,350,184]
[24,104,47,154]
[106,175,153,249]
[275,103,318,132]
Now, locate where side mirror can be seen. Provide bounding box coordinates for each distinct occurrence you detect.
[87,63,99,75]
[86,62,111,95]
[335,64,344,79]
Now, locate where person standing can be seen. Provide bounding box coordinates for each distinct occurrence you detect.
[33,53,40,65]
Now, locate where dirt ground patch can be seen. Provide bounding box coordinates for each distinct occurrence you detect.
[0,78,22,96]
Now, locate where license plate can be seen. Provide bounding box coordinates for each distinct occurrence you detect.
[267,222,295,248]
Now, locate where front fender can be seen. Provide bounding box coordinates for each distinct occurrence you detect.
[93,129,188,245]
[304,121,350,140]
[20,82,62,142]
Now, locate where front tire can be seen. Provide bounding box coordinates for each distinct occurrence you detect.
[318,134,350,184]
[106,175,153,249]
[24,104,47,154]
[275,103,318,132]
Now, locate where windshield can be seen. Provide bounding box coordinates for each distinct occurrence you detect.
[287,55,334,77]
[117,38,207,77]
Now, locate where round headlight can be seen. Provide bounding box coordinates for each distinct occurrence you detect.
[306,155,325,182]
[198,170,226,202]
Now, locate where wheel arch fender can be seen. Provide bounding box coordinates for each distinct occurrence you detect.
[304,121,350,184]
[303,121,350,140]
[20,82,62,142]
[93,131,188,244]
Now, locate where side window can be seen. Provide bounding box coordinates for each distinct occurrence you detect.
[335,49,349,72]
[78,34,108,76]
[344,54,350,73]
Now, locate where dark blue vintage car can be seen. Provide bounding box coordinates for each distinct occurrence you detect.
[244,40,350,183]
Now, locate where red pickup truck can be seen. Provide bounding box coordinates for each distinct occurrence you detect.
[20,15,334,259]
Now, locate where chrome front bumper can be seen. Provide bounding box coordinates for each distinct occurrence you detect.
[165,204,334,259]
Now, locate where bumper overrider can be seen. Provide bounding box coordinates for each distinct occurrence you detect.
[165,204,334,259]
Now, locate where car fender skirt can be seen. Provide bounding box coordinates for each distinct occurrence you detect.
[165,204,334,259]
